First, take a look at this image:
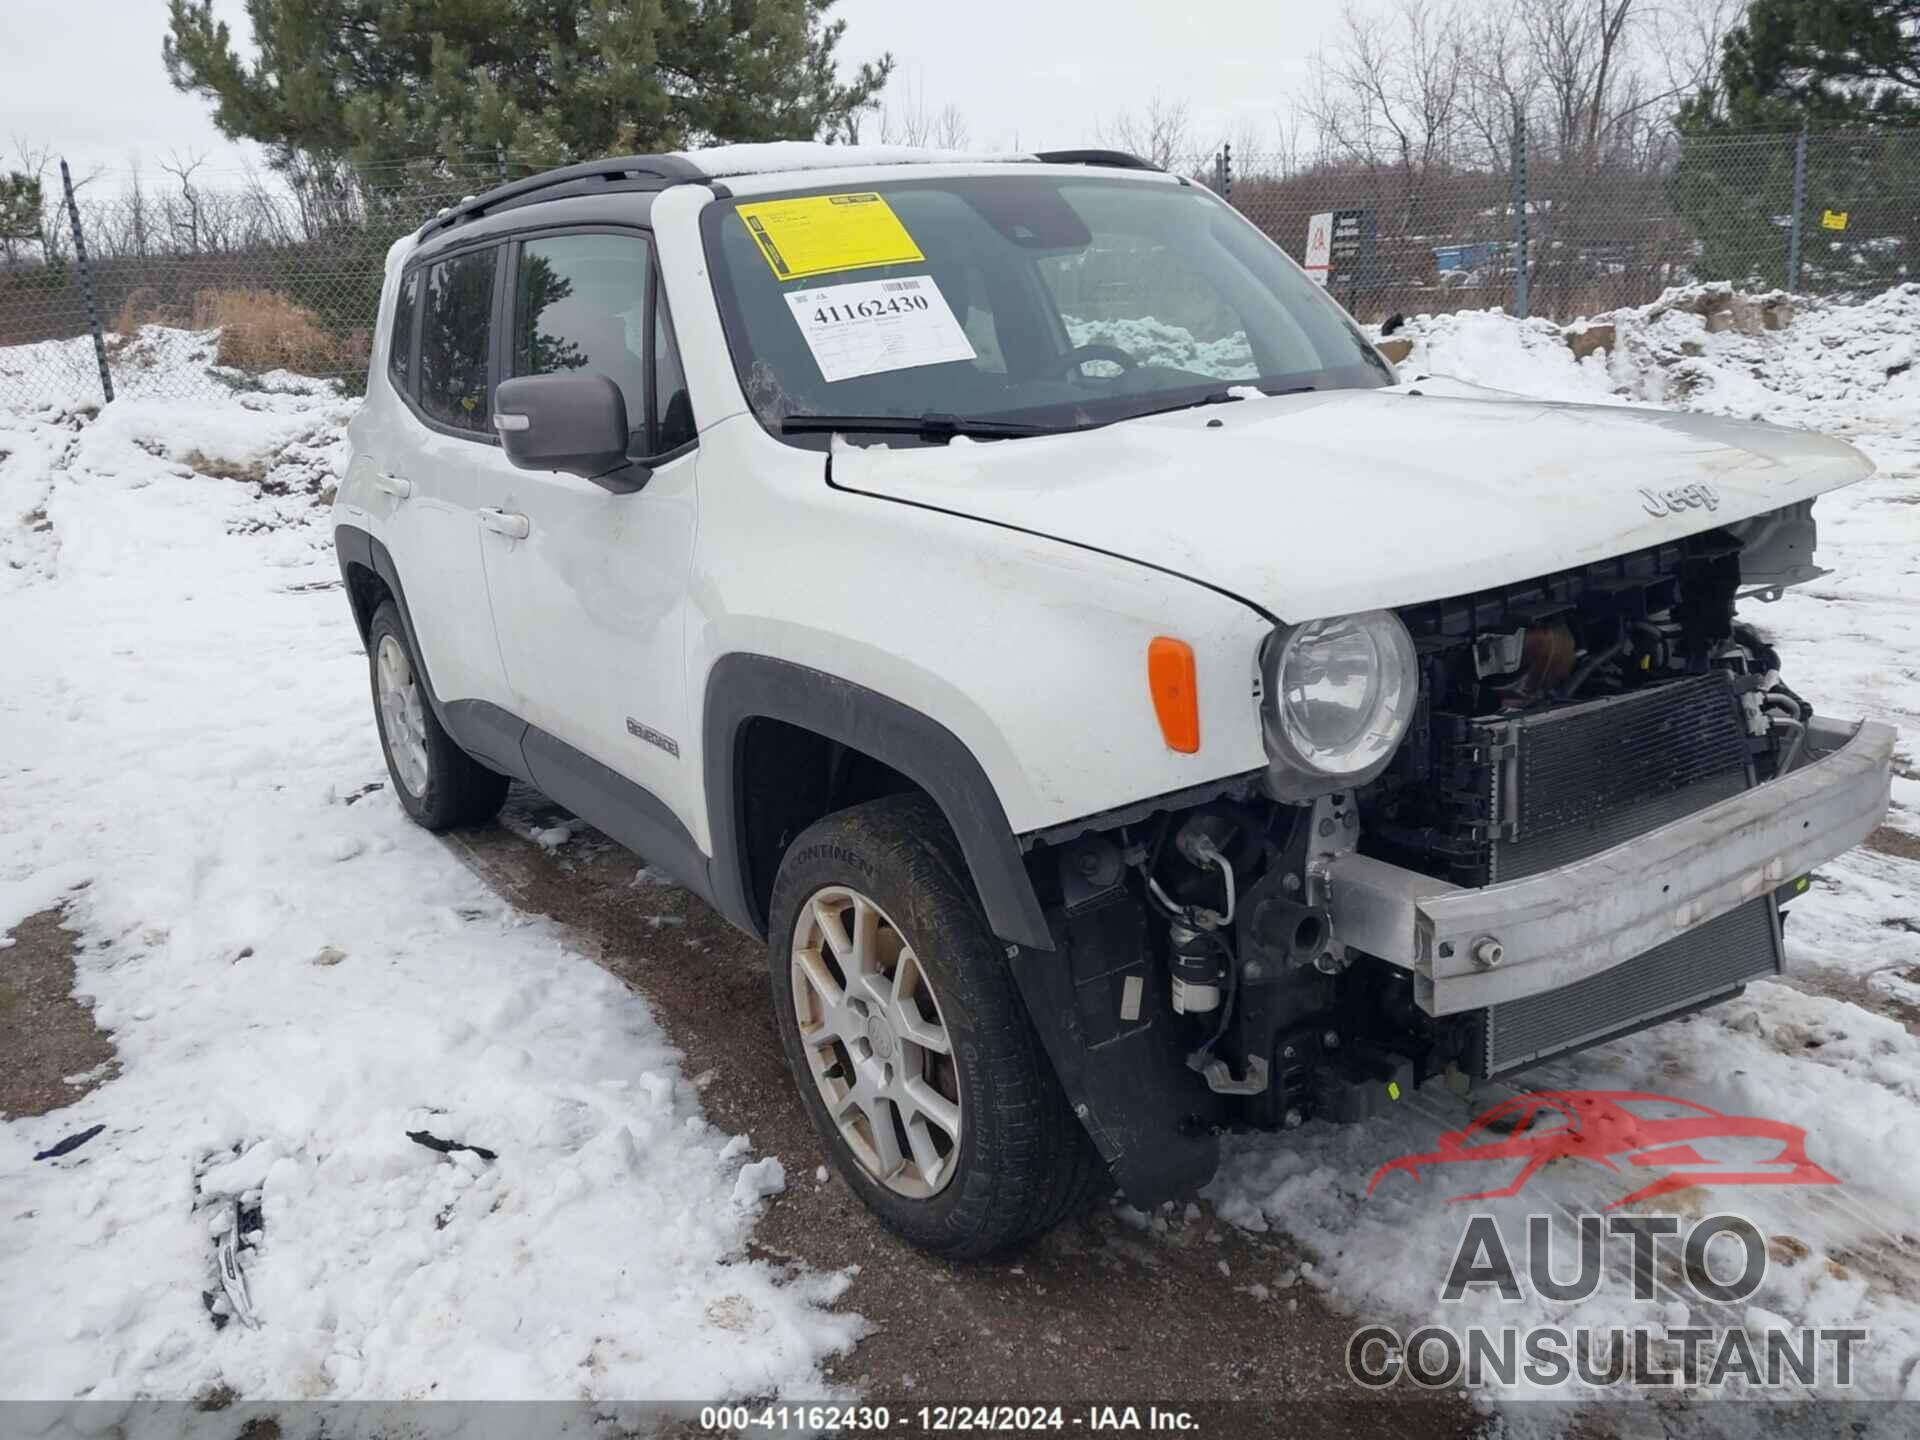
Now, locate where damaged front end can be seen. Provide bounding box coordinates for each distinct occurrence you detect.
[1010,506,1895,1208]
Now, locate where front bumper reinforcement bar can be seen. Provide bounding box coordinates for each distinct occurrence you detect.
[1321,716,1896,1016]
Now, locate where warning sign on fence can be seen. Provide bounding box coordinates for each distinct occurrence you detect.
[1822,210,1850,231]
[1303,208,1375,294]
[1304,212,1333,286]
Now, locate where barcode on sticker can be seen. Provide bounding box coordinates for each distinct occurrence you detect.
[881,280,922,292]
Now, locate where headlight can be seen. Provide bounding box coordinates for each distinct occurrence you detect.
[1261,610,1418,797]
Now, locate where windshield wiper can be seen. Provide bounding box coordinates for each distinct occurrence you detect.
[779,413,1057,441]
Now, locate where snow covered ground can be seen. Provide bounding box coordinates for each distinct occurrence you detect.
[0,329,857,1408]
[3,286,1917,1413]
[1213,286,1920,1403]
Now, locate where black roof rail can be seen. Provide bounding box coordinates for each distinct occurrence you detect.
[1032,149,1162,172]
[415,153,708,240]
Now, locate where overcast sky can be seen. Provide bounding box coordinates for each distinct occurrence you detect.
[7,0,1347,182]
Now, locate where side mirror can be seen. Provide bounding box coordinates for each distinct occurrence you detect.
[492,374,642,492]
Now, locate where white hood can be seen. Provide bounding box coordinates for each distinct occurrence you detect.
[829,388,1874,621]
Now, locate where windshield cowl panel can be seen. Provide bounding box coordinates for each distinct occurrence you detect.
[699,172,1392,448]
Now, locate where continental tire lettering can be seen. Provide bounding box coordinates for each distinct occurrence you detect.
[796,841,877,876]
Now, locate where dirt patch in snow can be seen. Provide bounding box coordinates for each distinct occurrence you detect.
[444,789,1482,1430]
[0,907,119,1119]
[1865,826,1920,863]
[183,450,270,486]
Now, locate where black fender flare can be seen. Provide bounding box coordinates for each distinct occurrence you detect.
[333,523,530,781]
[702,654,1052,951]
[336,524,429,686]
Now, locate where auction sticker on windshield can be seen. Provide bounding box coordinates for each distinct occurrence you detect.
[736,193,925,280]
[784,275,976,383]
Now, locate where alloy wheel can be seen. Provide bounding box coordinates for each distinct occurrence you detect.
[790,885,964,1197]
[375,634,430,798]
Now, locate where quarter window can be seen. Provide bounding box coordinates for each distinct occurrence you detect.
[418,248,497,433]
[388,271,417,392]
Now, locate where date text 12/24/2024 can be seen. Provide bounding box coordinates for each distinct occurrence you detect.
[699,1405,1203,1433]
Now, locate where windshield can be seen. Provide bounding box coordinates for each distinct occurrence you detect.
[700,171,1393,443]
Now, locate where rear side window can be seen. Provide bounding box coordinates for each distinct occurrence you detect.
[388,271,417,391]
[511,233,653,450]
[418,248,496,432]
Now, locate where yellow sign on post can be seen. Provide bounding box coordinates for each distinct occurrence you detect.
[1822,209,1850,231]
[735,194,925,281]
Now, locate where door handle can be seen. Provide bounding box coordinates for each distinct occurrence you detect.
[371,471,412,499]
[478,508,530,539]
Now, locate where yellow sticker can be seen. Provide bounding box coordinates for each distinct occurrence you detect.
[1387,1081,1402,1101]
[735,193,925,281]
[1822,209,1850,231]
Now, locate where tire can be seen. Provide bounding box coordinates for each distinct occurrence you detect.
[768,793,1104,1258]
[366,600,509,831]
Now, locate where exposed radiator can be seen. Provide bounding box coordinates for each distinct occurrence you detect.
[1492,672,1755,881]
[1482,899,1782,1076]
[1458,674,1784,1075]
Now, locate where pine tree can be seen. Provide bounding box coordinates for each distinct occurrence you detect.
[1672,2,1919,293]
[0,173,44,252]
[161,0,895,174]
[1684,0,1919,129]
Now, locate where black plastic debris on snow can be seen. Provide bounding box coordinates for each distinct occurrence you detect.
[408,1130,497,1162]
[34,1123,105,1161]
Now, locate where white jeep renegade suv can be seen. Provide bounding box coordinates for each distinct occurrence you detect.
[335,144,1894,1256]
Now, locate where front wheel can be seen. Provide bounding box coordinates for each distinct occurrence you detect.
[767,794,1104,1257]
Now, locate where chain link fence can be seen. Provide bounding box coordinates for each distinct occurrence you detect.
[1206,127,1919,327]
[2,131,1916,409]
[0,155,524,409]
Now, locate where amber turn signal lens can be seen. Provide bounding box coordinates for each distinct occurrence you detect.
[1147,637,1200,754]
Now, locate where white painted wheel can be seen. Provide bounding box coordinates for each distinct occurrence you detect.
[375,633,430,798]
[790,885,963,1198]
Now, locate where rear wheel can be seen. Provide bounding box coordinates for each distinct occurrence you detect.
[768,794,1105,1257]
[366,601,508,830]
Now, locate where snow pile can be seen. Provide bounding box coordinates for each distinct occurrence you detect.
[0,358,856,1402]
[1063,314,1256,380]
[1215,285,1920,1401]
[0,325,343,413]
[1388,282,1920,427]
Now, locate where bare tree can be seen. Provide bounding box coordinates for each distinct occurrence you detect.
[1650,0,1742,112]
[929,103,971,151]
[1299,0,1472,233]
[1515,0,1641,163]
[1306,0,1468,175]
[1300,0,1737,167]
[1267,101,1324,178]
[876,76,972,149]
[121,160,152,259]
[1097,94,1194,170]
[158,150,210,254]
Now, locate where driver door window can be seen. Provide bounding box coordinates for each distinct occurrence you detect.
[510,232,660,454]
